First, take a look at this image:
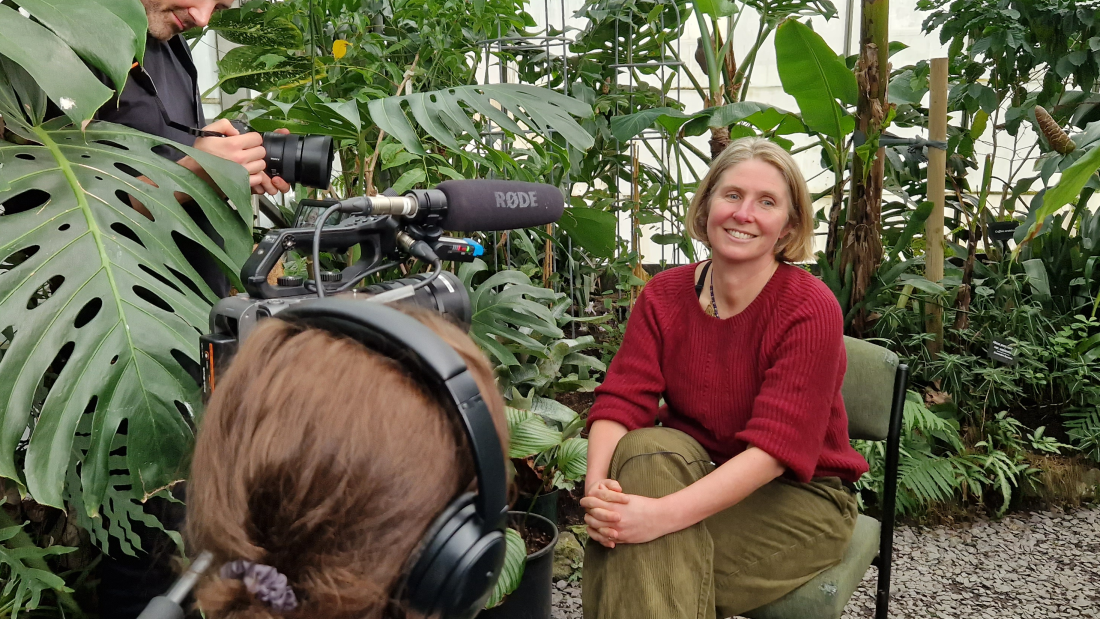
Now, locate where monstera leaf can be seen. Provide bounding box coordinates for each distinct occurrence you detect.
[368,84,595,155]
[0,117,251,514]
[458,259,565,367]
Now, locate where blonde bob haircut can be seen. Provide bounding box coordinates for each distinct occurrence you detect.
[685,137,815,263]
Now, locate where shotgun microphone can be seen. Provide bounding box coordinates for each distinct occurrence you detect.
[335,180,565,231]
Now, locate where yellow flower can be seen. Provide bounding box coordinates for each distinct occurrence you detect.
[333,39,350,59]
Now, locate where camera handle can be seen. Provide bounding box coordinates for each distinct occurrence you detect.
[244,215,400,299]
[136,552,213,619]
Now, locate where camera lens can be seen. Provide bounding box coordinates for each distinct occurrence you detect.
[262,132,335,189]
[363,272,471,326]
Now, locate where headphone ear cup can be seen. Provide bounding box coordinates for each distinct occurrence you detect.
[405,493,506,618]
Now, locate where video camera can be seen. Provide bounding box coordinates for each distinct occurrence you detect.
[197,178,565,400]
[138,178,563,619]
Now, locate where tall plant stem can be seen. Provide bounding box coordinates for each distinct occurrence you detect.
[364,52,420,196]
[694,8,720,105]
[954,154,993,334]
[840,0,890,337]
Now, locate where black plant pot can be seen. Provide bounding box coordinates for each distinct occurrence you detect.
[517,489,559,525]
[479,511,560,619]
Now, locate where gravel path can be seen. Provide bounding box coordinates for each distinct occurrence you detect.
[551,506,1100,619]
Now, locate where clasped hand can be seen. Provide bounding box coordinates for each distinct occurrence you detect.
[580,480,673,548]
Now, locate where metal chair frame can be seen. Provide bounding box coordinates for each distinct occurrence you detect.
[871,363,909,619]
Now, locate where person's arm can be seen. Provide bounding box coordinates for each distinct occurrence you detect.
[585,419,629,495]
[581,287,665,547]
[584,288,666,435]
[583,446,783,545]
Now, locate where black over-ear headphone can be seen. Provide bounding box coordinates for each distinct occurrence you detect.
[278,298,509,619]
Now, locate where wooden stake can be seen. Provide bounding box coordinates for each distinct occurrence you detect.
[926,57,948,354]
[542,222,553,288]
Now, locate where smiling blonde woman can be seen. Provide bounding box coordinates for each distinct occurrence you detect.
[580,137,867,618]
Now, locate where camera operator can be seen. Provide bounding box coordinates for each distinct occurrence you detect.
[100,0,292,198]
[186,308,510,618]
[92,2,288,616]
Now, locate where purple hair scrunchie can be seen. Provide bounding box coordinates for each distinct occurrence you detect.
[220,560,299,612]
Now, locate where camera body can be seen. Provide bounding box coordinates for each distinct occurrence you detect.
[200,205,483,400]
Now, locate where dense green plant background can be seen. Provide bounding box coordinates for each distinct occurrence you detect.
[3,0,1100,616]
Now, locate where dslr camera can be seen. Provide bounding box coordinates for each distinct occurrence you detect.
[198,179,565,397]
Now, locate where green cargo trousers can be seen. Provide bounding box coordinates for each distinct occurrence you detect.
[582,427,858,619]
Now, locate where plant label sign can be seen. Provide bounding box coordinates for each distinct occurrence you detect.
[988,338,1017,366]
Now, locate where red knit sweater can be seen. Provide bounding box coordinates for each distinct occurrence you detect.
[587,262,868,483]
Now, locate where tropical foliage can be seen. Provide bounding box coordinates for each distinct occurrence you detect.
[5,0,1100,614]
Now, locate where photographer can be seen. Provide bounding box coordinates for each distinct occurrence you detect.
[100,0,292,198]
[94,2,290,615]
[186,308,509,618]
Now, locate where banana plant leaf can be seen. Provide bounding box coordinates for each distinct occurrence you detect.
[0,118,251,514]
[774,18,856,141]
[556,206,617,259]
[1018,143,1100,250]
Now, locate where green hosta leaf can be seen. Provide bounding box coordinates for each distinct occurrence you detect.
[557,437,588,481]
[557,206,617,259]
[484,527,525,609]
[208,6,302,47]
[505,406,534,434]
[563,352,606,372]
[0,121,251,513]
[531,396,579,426]
[509,417,562,459]
[501,364,541,392]
[0,4,113,126]
[775,18,856,140]
[546,336,598,364]
[367,84,594,155]
[14,0,139,95]
[213,45,314,95]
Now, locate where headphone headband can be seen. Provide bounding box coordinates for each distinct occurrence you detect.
[276,299,508,532]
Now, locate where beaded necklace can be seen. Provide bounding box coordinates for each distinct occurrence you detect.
[709,275,720,319]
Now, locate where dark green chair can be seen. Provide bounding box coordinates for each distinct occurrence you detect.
[743,337,908,619]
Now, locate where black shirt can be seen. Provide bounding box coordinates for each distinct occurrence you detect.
[96,34,205,161]
[95,33,230,299]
